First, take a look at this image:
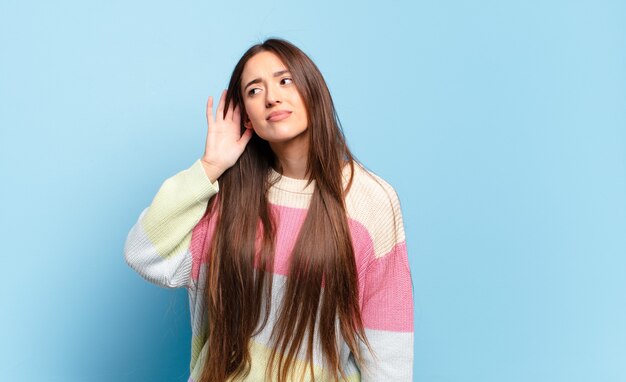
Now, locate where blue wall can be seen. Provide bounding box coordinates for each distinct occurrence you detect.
[1,0,624,381]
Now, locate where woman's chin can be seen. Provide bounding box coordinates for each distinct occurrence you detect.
[259,128,309,144]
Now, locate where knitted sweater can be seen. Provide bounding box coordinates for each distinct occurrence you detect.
[124,158,414,381]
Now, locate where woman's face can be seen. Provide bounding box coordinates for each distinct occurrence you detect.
[240,51,309,143]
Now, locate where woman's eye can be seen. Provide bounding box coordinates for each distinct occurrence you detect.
[248,78,292,96]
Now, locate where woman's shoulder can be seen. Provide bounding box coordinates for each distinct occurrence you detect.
[342,160,406,259]
[342,160,401,207]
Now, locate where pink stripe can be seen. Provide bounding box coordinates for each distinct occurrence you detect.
[190,197,219,281]
[190,203,413,332]
[190,203,375,280]
[268,204,306,275]
[268,204,374,276]
[358,241,414,332]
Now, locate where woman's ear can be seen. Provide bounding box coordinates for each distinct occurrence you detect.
[244,116,253,129]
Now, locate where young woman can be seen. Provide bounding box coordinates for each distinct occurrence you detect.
[124,38,414,382]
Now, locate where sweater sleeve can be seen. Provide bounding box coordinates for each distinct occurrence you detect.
[357,188,414,381]
[124,159,219,289]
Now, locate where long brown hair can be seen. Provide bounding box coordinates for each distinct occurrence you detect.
[197,38,374,382]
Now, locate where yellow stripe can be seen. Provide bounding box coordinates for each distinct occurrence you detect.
[190,338,360,381]
[141,159,218,259]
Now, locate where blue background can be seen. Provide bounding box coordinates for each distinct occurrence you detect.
[1,0,624,381]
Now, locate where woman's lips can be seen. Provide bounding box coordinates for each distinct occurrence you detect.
[267,111,292,122]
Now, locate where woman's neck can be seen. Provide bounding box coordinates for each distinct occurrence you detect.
[269,133,310,180]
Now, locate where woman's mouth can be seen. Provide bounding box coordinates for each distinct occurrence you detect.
[267,111,292,122]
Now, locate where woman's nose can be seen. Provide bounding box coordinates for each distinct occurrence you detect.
[265,84,281,107]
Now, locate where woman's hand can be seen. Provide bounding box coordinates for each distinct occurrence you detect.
[201,89,254,182]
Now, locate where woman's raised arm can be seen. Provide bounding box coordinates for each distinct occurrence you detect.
[124,90,253,288]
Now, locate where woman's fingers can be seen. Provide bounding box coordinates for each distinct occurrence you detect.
[216,89,226,121]
[205,95,214,126]
[205,89,245,136]
[208,89,238,129]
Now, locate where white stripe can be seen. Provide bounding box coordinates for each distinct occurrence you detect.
[124,208,193,288]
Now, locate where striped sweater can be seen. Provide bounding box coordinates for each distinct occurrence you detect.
[124,158,414,381]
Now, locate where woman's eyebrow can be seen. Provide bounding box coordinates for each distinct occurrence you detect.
[243,70,290,91]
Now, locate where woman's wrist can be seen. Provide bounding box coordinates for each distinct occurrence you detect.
[200,158,224,184]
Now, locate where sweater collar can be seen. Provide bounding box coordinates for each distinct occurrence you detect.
[268,167,316,195]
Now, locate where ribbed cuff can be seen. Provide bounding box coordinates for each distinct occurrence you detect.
[185,159,220,203]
